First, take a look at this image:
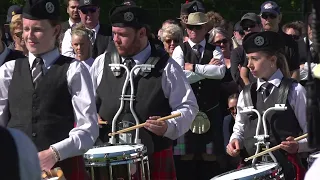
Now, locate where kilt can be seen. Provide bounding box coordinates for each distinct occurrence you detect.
[150,147,176,180]
[54,156,89,180]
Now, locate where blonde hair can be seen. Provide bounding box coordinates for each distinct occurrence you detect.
[160,24,183,43]
[262,51,291,78]
[9,14,22,37]
[71,23,92,57]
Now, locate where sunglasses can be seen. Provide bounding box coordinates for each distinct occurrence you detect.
[165,38,180,44]
[261,13,277,19]
[289,34,300,40]
[228,106,236,111]
[186,25,203,30]
[80,7,97,14]
[214,39,228,45]
[242,24,256,31]
[14,31,23,38]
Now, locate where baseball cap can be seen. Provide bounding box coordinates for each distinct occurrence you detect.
[7,5,22,23]
[260,1,281,15]
[240,13,261,26]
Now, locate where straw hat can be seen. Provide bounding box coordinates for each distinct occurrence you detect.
[186,12,208,25]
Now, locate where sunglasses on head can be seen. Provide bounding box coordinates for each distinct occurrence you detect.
[242,23,256,31]
[186,25,203,30]
[80,7,97,14]
[261,13,277,19]
[214,38,228,45]
[15,31,23,38]
[165,38,180,44]
[289,34,300,40]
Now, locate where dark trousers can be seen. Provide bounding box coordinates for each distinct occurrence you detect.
[174,156,224,180]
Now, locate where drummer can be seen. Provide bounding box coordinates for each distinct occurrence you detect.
[0,0,98,179]
[90,4,198,179]
[226,31,312,179]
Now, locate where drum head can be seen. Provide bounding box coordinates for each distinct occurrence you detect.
[211,163,279,180]
[84,144,146,163]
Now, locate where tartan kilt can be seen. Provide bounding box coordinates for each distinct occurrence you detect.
[150,147,176,180]
[54,156,90,180]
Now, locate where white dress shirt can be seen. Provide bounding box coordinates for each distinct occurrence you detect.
[0,43,10,65]
[230,69,311,152]
[68,18,76,27]
[171,38,226,84]
[90,43,199,140]
[62,24,100,58]
[0,48,99,161]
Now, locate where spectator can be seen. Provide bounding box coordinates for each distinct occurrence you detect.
[209,27,238,117]
[9,14,28,56]
[206,11,225,31]
[230,13,262,90]
[231,21,245,49]
[71,23,94,70]
[282,22,303,41]
[260,1,300,81]
[61,0,80,34]
[62,0,112,59]
[159,24,183,57]
[223,93,238,148]
[3,5,22,47]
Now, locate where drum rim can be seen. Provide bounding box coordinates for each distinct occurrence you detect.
[211,162,281,179]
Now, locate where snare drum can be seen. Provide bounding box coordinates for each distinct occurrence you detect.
[308,151,320,168]
[84,144,150,180]
[211,163,284,180]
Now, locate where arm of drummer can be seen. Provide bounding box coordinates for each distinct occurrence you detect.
[51,60,99,161]
[287,82,313,153]
[228,91,246,153]
[160,58,199,140]
[0,60,16,127]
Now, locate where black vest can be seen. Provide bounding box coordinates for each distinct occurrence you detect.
[179,42,224,155]
[96,44,172,153]
[92,24,112,59]
[242,78,302,156]
[7,56,74,151]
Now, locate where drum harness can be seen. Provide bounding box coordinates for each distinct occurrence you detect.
[241,79,294,165]
[107,43,156,145]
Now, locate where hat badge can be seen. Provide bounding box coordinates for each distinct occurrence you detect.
[264,3,273,9]
[193,5,198,11]
[124,12,134,22]
[45,2,55,14]
[12,11,16,16]
[254,36,265,46]
[84,0,90,5]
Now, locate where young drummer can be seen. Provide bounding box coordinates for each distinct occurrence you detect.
[0,0,98,179]
[226,31,311,180]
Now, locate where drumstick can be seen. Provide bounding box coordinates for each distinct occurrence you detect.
[108,113,181,136]
[98,119,108,125]
[244,133,308,162]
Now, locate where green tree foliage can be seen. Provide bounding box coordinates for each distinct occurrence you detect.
[1,0,312,30]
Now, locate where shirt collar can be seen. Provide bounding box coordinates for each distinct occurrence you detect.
[0,43,10,65]
[88,23,100,33]
[304,37,313,45]
[187,38,206,48]
[68,18,76,27]
[256,69,283,91]
[28,48,60,69]
[121,42,151,65]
